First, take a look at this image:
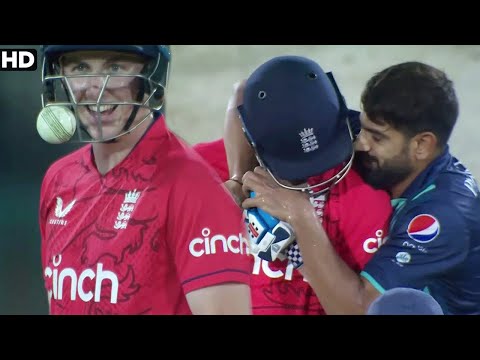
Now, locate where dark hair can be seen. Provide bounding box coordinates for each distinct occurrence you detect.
[360,61,459,148]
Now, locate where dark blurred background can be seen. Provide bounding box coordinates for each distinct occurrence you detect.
[1,45,478,315]
[0,45,78,314]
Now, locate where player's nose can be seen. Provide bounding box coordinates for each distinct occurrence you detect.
[84,76,109,100]
[354,130,370,152]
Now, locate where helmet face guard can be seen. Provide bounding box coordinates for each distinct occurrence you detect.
[40,45,171,143]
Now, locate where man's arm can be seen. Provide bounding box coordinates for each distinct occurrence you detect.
[292,194,471,314]
[242,167,381,314]
[186,283,252,315]
[223,80,258,205]
[290,207,381,314]
[168,158,253,315]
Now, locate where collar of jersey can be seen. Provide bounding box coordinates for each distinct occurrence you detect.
[396,145,451,201]
[83,114,168,175]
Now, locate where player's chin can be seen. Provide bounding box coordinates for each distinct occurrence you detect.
[85,124,125,142]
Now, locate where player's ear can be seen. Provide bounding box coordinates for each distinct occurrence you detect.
[412,131,437,161]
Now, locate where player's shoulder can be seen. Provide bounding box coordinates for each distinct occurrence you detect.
[164,133,224,185]
[192,138,229,181]
[407,191,479,234]
[433,157,480,203]
[396,184,473,237]
[408,159,480,222]
[164,135,237,210]
[337,167,391,209]
[42,145,90,183]
[192,138,225,154]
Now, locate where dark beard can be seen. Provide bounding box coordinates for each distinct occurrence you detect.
[354,151,413,192]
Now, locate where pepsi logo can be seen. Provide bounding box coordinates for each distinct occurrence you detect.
[407,214,440,243]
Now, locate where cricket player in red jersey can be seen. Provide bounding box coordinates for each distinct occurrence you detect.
[38,45,252,315]
[194,56,392,315]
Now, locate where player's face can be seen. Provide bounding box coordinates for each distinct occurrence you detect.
[60,50,151,141]
[354,112,415,191]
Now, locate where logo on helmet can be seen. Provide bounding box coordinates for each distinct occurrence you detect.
[299,128,319,153]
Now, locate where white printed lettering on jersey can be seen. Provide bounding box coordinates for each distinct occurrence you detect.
[44,254,119,304]
[417,245,427,253]
[48,197,76,226]
[363,230,387,254]
[114,189,141,230]
[251,255,308,282]
[465,177,479,197]
[453,161,479,197]
[402,241,428,253]
[188,228,250,257]
[403,241,416,249]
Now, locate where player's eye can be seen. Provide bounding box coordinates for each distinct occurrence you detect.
[109,63,121,73]
[71,62,90,73]
[367,131,385,143]
[372,135,382,143]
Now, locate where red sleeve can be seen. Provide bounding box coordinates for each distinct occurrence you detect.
[167,154,251,294]
[331,168,392,272]
[39,167,53,271]
[192,138,230,182]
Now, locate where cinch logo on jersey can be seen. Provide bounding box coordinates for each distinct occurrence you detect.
[189,228,250,257]
[44,255,119,304]
[49,197,76,226]
[363,229,388,254]
[252,255,308,282]
[0,49,37,71]
[407,214,440,243]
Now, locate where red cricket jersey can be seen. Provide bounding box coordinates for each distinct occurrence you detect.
[193,138,392,315]
[39,118,251,315]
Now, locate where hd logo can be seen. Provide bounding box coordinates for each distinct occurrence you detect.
[0,49,37,71]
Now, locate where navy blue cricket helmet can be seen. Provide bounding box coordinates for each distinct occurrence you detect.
[238,55,357,195]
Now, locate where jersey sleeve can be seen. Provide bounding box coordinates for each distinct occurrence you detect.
[334,169,392,272]
[192,138,230,182]
[361,198,470,292]
[167,156,251,294]
[39,168,53,271]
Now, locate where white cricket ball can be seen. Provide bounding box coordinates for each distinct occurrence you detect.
[36,105,76,144]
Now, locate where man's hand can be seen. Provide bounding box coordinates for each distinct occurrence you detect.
[241,167,314,224]
[224,79,259,193]
[243,180,307,269]
[224,179,246,207]
[244,204,295,262]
